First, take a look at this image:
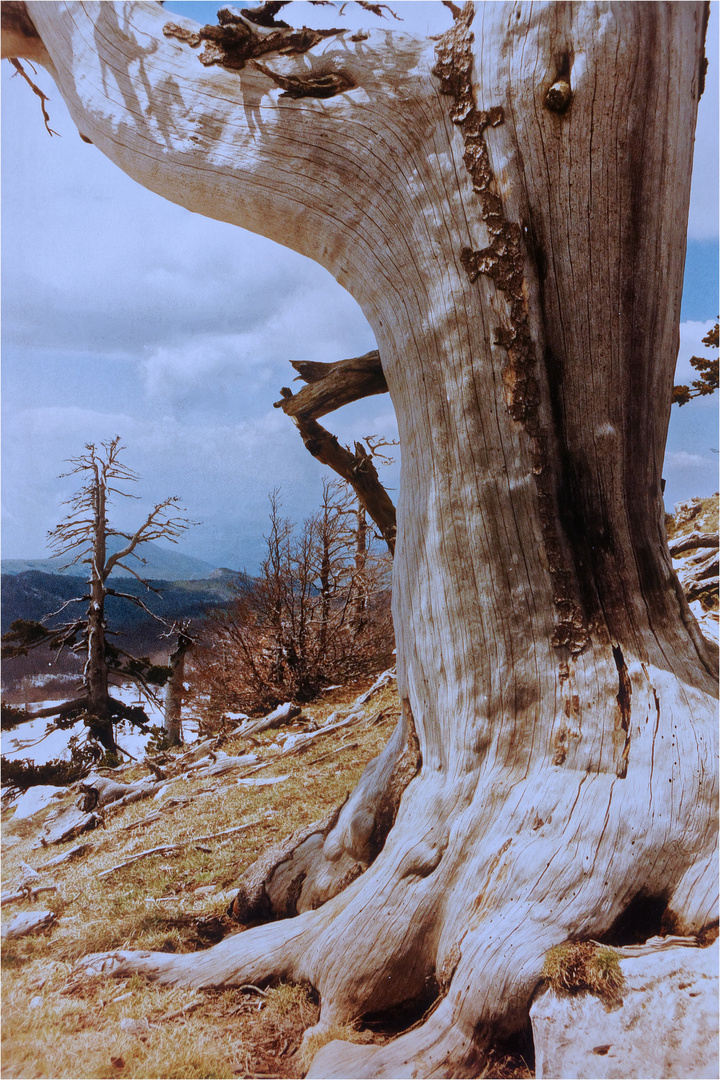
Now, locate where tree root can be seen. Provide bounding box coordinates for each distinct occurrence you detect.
[229,708,420,922]
[69,687,717,1079]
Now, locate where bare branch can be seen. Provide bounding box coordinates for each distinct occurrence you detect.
[105,588,167,622]
[44,595,90,619]
[103,498,192,578]
[8,57,58,135]
[290,416,396,554]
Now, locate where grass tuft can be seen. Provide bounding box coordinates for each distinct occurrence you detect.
[300,1021,376,1070]
[542,940,624,1001]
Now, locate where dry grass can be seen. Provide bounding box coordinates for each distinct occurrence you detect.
[1,675,398,1079]
[299,1022,376,1071]
[2,676,537,1078]
[541,940,624,1002]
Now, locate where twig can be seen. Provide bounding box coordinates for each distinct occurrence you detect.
[306,741,359,768]
[155,999,204,1022]
[9,59,59,135]
[1,884,58,907]
[98,820,263,878]
[122,810,163,832]
[237,984,268,996]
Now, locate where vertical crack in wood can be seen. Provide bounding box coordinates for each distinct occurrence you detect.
[612,644,632,778]
[432,5,589,656]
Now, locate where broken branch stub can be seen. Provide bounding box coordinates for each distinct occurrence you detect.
[275,351,388,419]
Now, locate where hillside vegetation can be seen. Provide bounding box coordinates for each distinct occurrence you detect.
[1,495,716,1079]
[1,677,410,1079]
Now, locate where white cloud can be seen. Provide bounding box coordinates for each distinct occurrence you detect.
[664,450,712,469]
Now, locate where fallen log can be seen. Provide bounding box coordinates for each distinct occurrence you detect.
[77,774,165,812]
[1,909,56,940]
[41,843,92,868]
[232,702,301,738]
[669,531,719,556]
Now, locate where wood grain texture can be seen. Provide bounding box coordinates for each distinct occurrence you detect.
[8,3,717,1076]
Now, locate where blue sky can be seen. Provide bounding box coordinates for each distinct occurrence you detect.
[2,1,718,571]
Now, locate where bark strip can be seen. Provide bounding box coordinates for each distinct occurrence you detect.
[432,6,589,656]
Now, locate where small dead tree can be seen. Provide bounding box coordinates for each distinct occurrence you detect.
[193,484,393,716]
[2,438,193,755]
[163,622,194,747]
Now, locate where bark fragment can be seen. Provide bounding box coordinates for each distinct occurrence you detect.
[251,60,355,99]
[163,15,344,74]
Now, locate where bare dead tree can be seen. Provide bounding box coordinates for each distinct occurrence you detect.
[2,438,193,754]
[193,483,392,716]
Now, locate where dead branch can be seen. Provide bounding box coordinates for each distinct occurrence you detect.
[8,57,58,135]
[154,998,205,1023]
[1,884,58,906]
[40,843,92,868]
[305,740,360,768]
[290,416,396,553]
[274,351,387,420]
[669,532,719,557]
[97,820,263,878]
[120,793,216,831]
[231,709,372,780]
[232,701,301,738]
[28,696,88,719]
[121,810,163,832]
[44,594,90,619]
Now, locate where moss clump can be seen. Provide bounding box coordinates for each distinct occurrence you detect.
[542,941,624,1001]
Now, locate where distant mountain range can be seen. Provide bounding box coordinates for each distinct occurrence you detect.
[2,538,224,582]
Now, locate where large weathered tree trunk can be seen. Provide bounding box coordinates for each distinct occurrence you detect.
[3,3,717,1076]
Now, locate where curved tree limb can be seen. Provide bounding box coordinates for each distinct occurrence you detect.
[291,416,396,554]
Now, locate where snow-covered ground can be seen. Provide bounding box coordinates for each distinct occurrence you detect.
[2,682,197,767]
